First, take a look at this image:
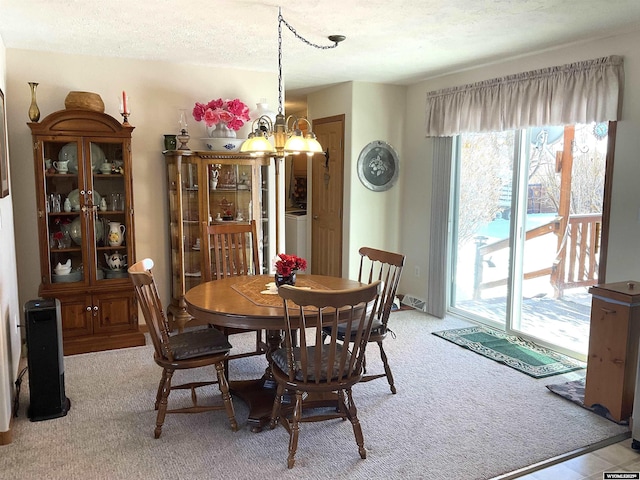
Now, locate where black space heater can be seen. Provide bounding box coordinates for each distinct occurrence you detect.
[24,299,70,421]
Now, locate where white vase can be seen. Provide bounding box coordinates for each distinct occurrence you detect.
[207,123,237,138]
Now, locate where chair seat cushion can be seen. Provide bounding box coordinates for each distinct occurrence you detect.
[169,328,232,360]
[323,317,384,340]
[271,345,352,381]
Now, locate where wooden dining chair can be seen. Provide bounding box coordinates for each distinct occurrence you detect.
[201,220,261,280]
[128,258,238,438]
[269,281,382,469]
[201,220,265,360]
[324,246,405,393]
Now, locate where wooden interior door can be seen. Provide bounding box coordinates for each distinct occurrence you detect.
[311,115,344,276]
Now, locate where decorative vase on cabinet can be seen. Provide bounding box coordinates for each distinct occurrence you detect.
[164,149,273,331]
[207,123,237,138]
[28,82,41,122]
[29,108,145,355]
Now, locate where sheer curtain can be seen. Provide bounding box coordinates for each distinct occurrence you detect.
[424,56,624,318]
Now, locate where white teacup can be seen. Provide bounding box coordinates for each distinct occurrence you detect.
[100,162,113,174]
[53,160,69,173]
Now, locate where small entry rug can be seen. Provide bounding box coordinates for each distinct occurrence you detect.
[432,326,586,378]
[546,378,629,425]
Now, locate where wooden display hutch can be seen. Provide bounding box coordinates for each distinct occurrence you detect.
[164,149,273,330]
[29,109,145,355]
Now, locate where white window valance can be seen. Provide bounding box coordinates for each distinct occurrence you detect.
[425,55,624,137]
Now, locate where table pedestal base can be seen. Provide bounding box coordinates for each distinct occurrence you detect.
[230,378,340,433]
[230,378,280,432]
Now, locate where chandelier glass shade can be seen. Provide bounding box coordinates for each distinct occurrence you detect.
[241,113,324,157]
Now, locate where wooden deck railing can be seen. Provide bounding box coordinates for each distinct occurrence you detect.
[473,214,601,300]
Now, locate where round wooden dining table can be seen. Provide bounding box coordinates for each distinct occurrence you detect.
[184,273,363,431]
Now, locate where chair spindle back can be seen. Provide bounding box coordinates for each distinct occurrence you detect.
[201,220,260,281]
[278,281,382,385]
[358,247,405,329]
[128,258,175,362]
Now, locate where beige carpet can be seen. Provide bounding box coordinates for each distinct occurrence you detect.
[2,310,629,479]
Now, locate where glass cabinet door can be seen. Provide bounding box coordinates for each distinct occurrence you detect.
[42,139,84,284]
[89,139,131,282]
[41,138,131,285]
[167,158,201,298]
[183,162,201,283]
[208,163,254,223]
[204,162,258,276]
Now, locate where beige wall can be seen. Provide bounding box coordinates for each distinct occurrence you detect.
[6,49,278,314]
[307,81,405,279]
[349,82,404,275]
[400,29,640,305]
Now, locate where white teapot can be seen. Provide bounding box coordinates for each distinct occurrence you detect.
[104,252,127,271]
[54,259,72,275]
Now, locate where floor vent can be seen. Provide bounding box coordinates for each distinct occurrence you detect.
[400,295,427,312]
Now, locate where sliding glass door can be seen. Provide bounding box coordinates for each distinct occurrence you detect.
[450,130,516,326]
[449,124,608,360]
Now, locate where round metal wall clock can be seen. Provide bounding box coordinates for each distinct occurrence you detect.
[357,140,399,192]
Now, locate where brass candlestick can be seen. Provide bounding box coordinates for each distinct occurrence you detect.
[121,112,130,125]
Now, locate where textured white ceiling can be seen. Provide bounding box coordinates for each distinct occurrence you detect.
[1,0,639,95]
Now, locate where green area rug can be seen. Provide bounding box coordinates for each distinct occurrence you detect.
[433,326,586,378]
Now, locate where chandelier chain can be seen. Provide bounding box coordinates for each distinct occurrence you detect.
[277,9,341,115]
[279,13,342,51]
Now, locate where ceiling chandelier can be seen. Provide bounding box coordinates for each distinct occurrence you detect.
[240,8,345,158]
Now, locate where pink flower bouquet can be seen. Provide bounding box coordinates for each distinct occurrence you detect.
[192,98,250,131]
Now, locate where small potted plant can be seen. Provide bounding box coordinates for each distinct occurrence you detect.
[274,254,307,287]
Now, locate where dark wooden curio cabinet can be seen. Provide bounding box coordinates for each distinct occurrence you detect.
[29,109,145,355]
